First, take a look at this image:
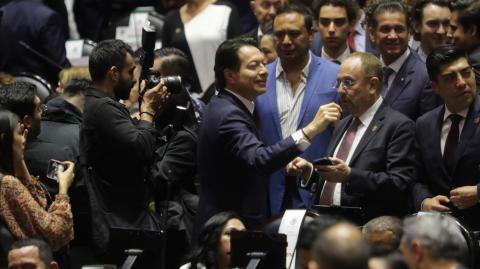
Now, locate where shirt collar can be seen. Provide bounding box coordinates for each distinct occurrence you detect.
[381,48,410,73]
[276,52,312,79]
[417,46,428,63]
[358,97,383,128]
[443,106,469,122]
[224,88,255,114]
[257,27,264,39]
[354,11,365,34]
[321,44,351,63]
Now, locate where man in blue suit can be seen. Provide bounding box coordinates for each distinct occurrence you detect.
[367,0,441,120]
[196,37,342,230]
[255,3,340,214]
[413,45,480,230]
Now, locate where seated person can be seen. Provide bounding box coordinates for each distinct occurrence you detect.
[0,109,75,250]
[8,238,58,269]
[182,211,246,269]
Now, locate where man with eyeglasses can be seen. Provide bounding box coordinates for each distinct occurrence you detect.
[449,0,480,92]
[0,82,74,193]
[255,3,340,214]
[311,0,356,64]
[287,52,416,223]
[412,0,451,63]
[413,45,480,230]
[367,0,441,120]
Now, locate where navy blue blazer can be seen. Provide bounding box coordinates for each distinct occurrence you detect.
[413,96,480,230]
[196,90,302,230]
[0,0,70,84]
[319,102,415,221]
[255,55,339,214]
[383,49,441,120]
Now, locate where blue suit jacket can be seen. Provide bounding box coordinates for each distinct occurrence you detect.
[255,55,339,214]
[413,96,480,230]
[383,49,441,120]
[196,90,302,230]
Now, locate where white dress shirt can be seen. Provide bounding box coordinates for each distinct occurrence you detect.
[353,11,366,52]
[276,52,312,139]
[321,45,351,63]
[417,46,428,63]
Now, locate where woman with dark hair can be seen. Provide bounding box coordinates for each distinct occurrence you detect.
[181,211,246,269]
[0,109,75,250]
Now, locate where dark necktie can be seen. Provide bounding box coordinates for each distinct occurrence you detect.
[382,67,394,97]
[332,59,341,65]
[319,118,361,205]
[443,114,462,175]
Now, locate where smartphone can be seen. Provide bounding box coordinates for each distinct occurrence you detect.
[46,159,67,182]
[312,157,333,166]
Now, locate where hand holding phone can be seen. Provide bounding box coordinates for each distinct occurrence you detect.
[312,157,333,166]
[46,159,67,182]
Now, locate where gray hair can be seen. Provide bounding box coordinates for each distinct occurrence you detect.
[402,213,467,261]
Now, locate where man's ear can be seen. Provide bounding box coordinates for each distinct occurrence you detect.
[367,27,376,45]
[250,1,256,13]
[369,76,380,95]
[108,66,119,82]
[49,261,59,269]
[22,115,32,130]
[224,68,236,86]
[429,80,438,94]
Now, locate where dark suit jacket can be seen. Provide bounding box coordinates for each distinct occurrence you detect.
[196,90,302,230]
[383,49,441,120]
[413,96,480,230]
[319,102,415,221]
[469,44,480,93]
[0,0,70,85]
[241,26,259,42]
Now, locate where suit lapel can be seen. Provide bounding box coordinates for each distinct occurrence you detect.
[453,97,480,171]
[266,60,284,140]
[297,56,320,129]
[384,50,415,104]
[431,107,449,177]
[349,104,386,164]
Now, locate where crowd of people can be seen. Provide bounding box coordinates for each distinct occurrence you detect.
[1,0,480,268]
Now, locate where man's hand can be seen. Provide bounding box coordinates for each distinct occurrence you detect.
[303,103,342,139]
[315,157,350,183]
[421,195,451,212]
[286,157,312,176]
[450,186,479,209]
[139,80,170,121]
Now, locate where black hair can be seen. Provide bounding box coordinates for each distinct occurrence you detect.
[456,0,480,39]
[88,39,134,82]
[313,0,357,23]
[0,110,20,174]
[214,37,258,90]
[426,44,469,81]
[10,238,54,266]
[0,82,36,119]
[450,0,473,11]
[63,79,91,97]
[187,211,241,269]
[275,1,314,31]
[366,0,410,30]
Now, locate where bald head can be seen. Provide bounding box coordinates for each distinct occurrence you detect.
[309,222,369,269]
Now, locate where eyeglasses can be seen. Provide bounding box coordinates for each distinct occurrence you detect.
[333,78,357,90]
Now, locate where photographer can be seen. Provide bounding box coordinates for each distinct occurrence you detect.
[80,39,168,262]
[149,47,200,268]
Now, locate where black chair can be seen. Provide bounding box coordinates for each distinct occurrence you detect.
[13,72,52,101]
[0,220,15,267]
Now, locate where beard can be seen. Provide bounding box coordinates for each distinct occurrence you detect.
[113,77,133,100]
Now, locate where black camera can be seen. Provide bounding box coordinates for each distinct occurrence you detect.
[139,22,184,96]
[145,71,183,94]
